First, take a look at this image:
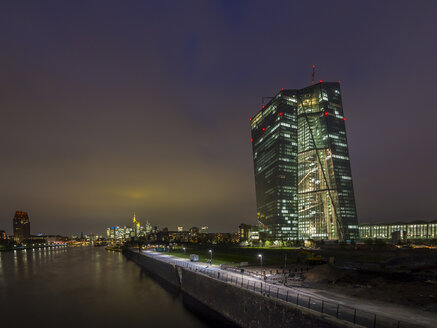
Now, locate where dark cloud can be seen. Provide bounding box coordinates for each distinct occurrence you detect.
[1,1,436,235]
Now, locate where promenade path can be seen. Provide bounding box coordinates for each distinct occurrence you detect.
[138,249,437,328]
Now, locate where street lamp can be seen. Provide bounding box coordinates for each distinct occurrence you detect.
[209,249,212,263]
[183,247,186,254]
[258,254,263,267]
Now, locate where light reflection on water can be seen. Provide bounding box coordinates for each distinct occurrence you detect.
[0,247,210,328]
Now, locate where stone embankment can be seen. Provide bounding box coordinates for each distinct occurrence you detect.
[124,249,359,328]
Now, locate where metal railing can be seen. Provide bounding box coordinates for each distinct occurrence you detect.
[143,252,422,328]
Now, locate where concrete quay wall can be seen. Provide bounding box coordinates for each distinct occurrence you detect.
[181,268,347,328]
[124,249,181,289]
[124,250,350,328]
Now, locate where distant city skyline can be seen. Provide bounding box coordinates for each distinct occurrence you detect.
[1,1,436,235]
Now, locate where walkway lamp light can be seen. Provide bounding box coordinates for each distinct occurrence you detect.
[209,249,212,263]
[258,254,263,267]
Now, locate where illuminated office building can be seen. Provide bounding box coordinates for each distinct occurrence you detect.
[359,220,437,241]
[13,211,31,242]
[250,90,299,242]
[250,82,358,242]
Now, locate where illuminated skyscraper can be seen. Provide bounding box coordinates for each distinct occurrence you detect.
[13,211,31,242]
[250,82,358,242]
[250,90,299,243]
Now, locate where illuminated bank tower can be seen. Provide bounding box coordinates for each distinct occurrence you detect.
[250,82,358,242]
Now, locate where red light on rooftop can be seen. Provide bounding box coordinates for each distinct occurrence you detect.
[343,117,346,121]
[249,118,252,122]
[338,80,342,84]
[319,80,323,83]
[262,105,265,109]
[281,88,284,91]
[324,111,328,116]
[312,65,315,69]
[262,127,266,131]
[251,138,254,142]
[279,112,283,116]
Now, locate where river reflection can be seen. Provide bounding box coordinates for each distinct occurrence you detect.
[0,247,210,328]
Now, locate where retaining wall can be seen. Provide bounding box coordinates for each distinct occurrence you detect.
[181,268,347,328]
[124,250,351,328]
[124,249,181,288]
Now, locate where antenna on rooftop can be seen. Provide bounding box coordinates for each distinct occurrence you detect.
[311,65,316,85]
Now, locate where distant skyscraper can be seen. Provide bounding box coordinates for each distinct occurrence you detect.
[250,82,358,242]
[13,211,30,241]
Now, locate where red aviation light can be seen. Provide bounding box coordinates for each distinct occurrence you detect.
[262,105,265,109]
[281,88,284,91]
[279,112,283,116]
[319,80,323,83]
[343,117,346,121]
[312,64,315,69]
[251,138,254,142]
[338,80,342,84]
[262,127,266,131]
[249,118,252,122]
[324,111,328,116]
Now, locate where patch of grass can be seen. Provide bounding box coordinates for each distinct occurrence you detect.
[162,246,298,267]
[157,245,407,267]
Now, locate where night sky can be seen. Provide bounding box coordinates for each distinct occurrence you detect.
[1,1,436,236]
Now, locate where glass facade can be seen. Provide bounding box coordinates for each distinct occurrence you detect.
[359,221,437,240]
[250,82,358,242]
[250,91,299,242]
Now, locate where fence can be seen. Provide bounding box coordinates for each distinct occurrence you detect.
[143,252,422,328]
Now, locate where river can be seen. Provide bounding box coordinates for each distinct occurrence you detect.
[0,247,212,327]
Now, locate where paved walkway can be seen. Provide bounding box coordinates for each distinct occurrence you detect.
[138,250,437,328]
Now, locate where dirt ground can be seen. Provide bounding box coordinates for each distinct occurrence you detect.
[303,263,437,312]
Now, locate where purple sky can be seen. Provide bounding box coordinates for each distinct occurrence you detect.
[1,1,436,235]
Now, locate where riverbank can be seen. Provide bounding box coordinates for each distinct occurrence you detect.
[125,248,432,328]
[0,244,67,252]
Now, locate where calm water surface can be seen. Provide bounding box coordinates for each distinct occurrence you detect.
[0,247,211,328]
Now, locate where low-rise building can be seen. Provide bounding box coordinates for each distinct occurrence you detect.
[359,220,437,241]
[239,223,260,245]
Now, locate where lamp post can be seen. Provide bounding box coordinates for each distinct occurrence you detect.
[183,247,186,254]
[209,249,212,264]
[258,254,263,267]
